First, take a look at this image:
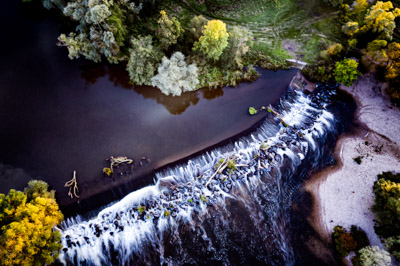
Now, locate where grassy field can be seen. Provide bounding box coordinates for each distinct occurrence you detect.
[165,0,344,64]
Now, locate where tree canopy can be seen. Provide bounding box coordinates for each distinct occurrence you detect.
[0,181,63,266]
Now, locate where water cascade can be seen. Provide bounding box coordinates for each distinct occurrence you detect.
[59,84,344,265]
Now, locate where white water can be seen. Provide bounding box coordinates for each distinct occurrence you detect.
[59,88,337,265]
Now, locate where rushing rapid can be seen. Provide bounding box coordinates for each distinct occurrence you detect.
[59,83,341,265]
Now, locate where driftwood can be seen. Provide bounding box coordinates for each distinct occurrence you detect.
[268,104,289,128]
[205,158,228,186]
[65,170,79,199]
[104,156,134,176]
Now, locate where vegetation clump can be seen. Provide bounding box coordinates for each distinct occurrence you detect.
[333,58,361,86]
[357,246,392,266]
[332,225,358,256]
[0,181,64,265]
[369,171,400,261]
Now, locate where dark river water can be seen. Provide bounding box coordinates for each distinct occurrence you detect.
[0,1,297,215]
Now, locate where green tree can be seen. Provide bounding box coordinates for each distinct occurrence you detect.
[186,15,209,44]
[0,181,64,266]
[126,36,163,85]
[333,58,361,86]
[156,10,184,50]
[193,20,229,61]
[220,26,252,70]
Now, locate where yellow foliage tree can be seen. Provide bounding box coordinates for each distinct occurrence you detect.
[361,1,400,40]
[0,181,63,266]
[385,42,400,80]
[193,20,229,61]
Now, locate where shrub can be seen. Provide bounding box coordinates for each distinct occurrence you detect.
[386,235,400,260]
[0,181,64,265]
[332,225,358,256]
[358,246,392,266]
[333,58,361,86]
[372,172,400,238]
[193,20,229,61]
[151,52,199,96]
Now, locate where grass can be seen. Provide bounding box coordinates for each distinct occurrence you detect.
[166,0,344,65]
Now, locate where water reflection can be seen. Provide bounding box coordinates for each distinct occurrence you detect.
[133,86,199,115]
[80,63,132,89]
[79,62,225,115]
[202,87,224,100]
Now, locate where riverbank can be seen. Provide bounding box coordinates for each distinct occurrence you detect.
[306,73,400,264]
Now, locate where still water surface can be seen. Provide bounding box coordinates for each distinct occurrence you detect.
[0,1,297,212]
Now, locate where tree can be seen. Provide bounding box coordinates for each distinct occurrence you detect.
[220,26,252,70]
[0,181,63,266]
[151,52,199,96]
[187,15,209,44]
[372,172,400,238]
[333,58,361,86]
[193,20,229,61]
[342,21,360,37]
[386,235,400,260]
[361,1,400,40]
[332,225,358,256]
[156,10,184,50]
[358,246,392,266]
[385,42,400,80]
[361,40,389,69]
[126,36,163,85]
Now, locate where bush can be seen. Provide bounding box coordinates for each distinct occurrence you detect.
[333,58,361,86]
[386,235,400,260]
[0,181,64,265]
[372,172,400,238]
[332,225,358,256]
[151,52,199,96]
[358,246,392,266]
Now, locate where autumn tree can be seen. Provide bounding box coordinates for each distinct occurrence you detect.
[361,1,400,40]
[333,58,361,86]
[193,20,229,61]
[0,180,64,266]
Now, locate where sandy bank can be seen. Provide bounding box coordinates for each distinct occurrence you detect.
[305,73,400,262]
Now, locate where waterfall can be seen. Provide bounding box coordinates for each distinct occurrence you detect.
[59,84,339,265]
